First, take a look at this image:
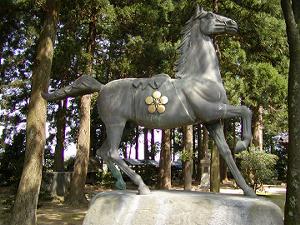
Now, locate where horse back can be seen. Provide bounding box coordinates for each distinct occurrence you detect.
[132,78,197,129]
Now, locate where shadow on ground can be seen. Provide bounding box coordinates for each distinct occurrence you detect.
[37,202,87,225]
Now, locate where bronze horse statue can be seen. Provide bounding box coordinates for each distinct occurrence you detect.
[43,6,256,197]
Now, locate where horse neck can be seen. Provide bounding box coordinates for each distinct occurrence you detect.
[176,27,222,83]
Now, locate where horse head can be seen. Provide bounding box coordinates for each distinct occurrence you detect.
[194,5,238,36]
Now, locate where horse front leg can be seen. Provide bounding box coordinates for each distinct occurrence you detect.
[232,106,252,153]
[218,104,252,152]
[205,122,256,197]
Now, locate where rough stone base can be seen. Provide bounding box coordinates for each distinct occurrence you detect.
[83,190,283,225]
[41,172,72,196]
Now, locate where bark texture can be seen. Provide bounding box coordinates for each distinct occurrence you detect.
[252,106,264,151]
[66,9,96,205]
[159,129,171,189]
[150,129,155,160]
[54,98,67,172]
[210,142,220,193]
[281,1,300,224]
[11,1,59,224]
[67,94,91,205]
[184,125,193,190]
[210,0,221,193]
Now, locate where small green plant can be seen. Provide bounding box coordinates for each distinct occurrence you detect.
[236,147,278,191]
[180,150,193,162]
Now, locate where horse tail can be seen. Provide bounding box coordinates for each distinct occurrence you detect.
[42,75,103,101]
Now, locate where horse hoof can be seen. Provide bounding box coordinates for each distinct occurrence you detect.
[234,140,247,153]
[115,180,126,190]
[138,185,151,195]
[244,188,257,197]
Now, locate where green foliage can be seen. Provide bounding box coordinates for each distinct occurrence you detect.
[0,131,25,186]
[180,149,193,162]
[242,62,287,108]
[237,147,278,190]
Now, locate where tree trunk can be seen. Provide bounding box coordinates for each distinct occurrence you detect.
[66,8,96,206]
[144,128,149,160]
[171,128,176,161]
[252,105,264,151]
[210,142,220,193]
[202,127,209,158]
[159,129,171,189]
[281,1,300,224]
[150,129,155,160]
[183,125,193,190]
[219,157,227,182]
[11,1,59,224]
[54,98,67,172]
[67,95,91,205]
[220,121,230,182]
[135,126,139,159]
[196,124,203,183]
[209,0,221,192]
[231,121,236,161]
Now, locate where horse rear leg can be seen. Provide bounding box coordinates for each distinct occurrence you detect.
[96,140,126,190]
[105,123,150,195]
[205,122,256,197]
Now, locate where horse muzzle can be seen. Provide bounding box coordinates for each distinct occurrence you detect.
[225,20,238,34]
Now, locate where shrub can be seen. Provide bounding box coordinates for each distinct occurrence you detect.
[236,147,278,191]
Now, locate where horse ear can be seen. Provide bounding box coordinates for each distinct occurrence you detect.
[195,4,204,16]
[196,4,200,15]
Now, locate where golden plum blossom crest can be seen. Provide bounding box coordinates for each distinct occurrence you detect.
[145,91,168,114]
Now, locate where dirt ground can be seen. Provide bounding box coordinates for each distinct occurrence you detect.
[0,184,286,225]
[0,185,109,225]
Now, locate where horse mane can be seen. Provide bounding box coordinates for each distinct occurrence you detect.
[175,11,206,79]
[175,16,194,79]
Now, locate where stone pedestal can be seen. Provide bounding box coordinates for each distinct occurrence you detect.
[41,172,72,196]
[83,191,283,225]
[200,157,210,189]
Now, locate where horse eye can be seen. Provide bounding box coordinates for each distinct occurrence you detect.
[206,13,214,19]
